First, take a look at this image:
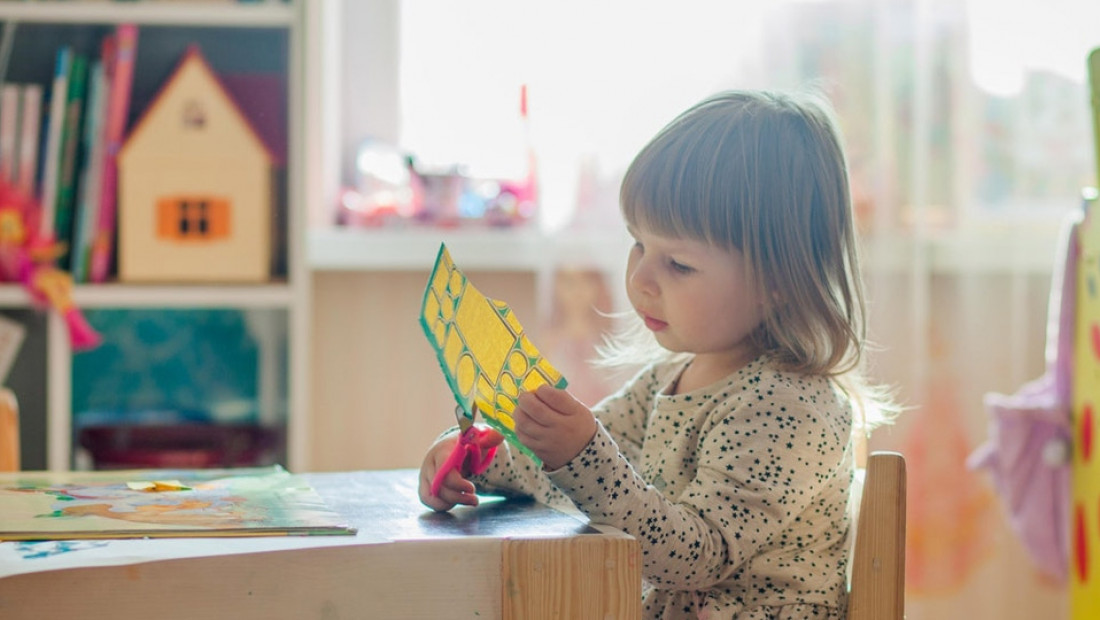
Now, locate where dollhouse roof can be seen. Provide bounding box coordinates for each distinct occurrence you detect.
[120,45,281,165]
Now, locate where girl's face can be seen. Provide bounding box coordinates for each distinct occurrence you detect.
[625,224,766,374]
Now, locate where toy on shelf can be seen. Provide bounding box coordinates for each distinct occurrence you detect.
[118,45,277,283]
[341,85,539,230]
[0,180,100,351]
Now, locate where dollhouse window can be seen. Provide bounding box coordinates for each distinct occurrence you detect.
[157,197,230,241]
[183,100,206,129]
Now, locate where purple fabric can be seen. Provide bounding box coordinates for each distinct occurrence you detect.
[968,213,1079,583]
[969,375,1071,580]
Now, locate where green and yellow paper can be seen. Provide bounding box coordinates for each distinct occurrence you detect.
[419,244,567,466]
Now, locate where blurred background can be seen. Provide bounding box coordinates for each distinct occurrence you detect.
[315,1,1100,617]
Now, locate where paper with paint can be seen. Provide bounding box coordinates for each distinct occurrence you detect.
[0,469,596,580]
[0,465,356,541]
[419,244,567,466]
[0,531,376,580]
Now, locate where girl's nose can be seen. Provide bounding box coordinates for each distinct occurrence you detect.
[628,255,658,297]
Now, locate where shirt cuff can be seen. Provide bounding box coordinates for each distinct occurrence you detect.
[545,421,626,513]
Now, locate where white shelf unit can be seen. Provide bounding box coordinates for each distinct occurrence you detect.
[860,222,1065,276]
[308,226,631,275]
[0,1,296,26]
[0,1,311,472]
[306,220,1065,284]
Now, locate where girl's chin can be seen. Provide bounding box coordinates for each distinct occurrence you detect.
[651,333,685,353]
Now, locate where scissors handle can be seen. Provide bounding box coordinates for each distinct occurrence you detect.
[429,426,501,497]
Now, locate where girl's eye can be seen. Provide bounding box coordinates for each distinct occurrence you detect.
[669,259,694,274]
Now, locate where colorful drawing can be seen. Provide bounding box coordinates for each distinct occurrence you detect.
[14,540,110,560]
[0,466,354,540]
[419,244,566,466]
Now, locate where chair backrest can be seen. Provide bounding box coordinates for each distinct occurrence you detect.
[847,451,906,620]
[0,387,19,472]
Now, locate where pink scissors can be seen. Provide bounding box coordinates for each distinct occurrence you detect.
[429,403,503,497]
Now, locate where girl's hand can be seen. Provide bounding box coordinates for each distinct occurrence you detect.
[418,436,479,512]
[514,385,597,471]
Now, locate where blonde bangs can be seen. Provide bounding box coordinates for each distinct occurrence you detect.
[619,102,750,252]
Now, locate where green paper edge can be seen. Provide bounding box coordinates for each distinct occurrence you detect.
[418,243,567,468]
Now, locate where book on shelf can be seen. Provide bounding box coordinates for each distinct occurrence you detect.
[0,83,19,186]
[72,59,107,283]
[16,83,43,197]
[89,23,137,284]
[54,52,90,272]
[39,45,71,238]
[0,25,140,283]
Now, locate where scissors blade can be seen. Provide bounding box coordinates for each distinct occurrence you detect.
[454,403,475,432]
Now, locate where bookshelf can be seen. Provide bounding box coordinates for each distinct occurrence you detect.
[0,0,311,472]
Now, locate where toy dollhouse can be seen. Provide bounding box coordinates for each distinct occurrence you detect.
[117,45,274,282]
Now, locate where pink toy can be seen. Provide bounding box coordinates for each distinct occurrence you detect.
[0,181,101,351]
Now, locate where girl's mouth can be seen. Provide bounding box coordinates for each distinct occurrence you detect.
[642,314,668,332]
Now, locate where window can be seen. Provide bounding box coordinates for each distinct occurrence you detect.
[349,0,1100,237]
[157,197,230,241]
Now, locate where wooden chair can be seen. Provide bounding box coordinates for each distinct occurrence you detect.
[0,387,19,472]
[848,451,907,620]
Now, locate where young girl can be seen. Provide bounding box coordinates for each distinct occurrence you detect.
[419,89,889,619]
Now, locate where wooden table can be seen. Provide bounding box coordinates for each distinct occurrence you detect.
[0,469,640,619]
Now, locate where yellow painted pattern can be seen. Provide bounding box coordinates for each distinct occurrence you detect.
[1073,198,1100,619]
[419,244,567,465]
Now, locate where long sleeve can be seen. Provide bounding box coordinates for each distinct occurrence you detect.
[547,387,850,589]
[468,363,671,506]
[474,357,854,617]
[547,358,854,617]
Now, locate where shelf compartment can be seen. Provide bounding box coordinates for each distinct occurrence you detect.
[70,306,288,470]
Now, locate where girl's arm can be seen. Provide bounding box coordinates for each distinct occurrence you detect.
[546,386,852,591]
[589,363,669,464]
[469,363,668,503]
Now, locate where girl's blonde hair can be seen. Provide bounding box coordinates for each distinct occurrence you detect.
[606,89,894,425]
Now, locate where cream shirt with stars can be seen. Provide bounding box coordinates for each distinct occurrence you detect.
[471,355,854,620]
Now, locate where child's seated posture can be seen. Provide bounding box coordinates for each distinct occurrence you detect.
[420,89,891,619]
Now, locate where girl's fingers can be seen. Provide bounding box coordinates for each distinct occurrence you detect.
[419,468,478,511]
[420,490,453,512]
[443,467,476,495]
[515,391,553,427]
[532,384,586,416]
[438,469,479,506]
[514,408,550,448]
[419,436,474,511]
[419,473,453,511]
[477,428,505,448]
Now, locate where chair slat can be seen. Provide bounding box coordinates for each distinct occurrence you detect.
[848,451,906,620]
